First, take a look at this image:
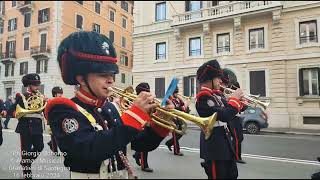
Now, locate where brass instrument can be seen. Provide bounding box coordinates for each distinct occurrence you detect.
[219,85,270,109]
[15,90,47,119]
[109,87,217,140]
[177,93,194,101]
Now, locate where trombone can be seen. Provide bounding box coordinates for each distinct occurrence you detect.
[219,85,270,110]
[109,86,217,140]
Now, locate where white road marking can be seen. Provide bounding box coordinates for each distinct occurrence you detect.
[158,145,320,166]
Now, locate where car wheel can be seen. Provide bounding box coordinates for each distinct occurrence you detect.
[245,122,260,134]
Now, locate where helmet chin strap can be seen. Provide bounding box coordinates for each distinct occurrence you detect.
[84,75,98,98]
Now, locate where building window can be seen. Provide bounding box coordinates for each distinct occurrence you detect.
[121,1,128,12]
[20,62,28,75]
[185,1,202,11]
[95,1,101,14]
[120,54,128,66]
[36,59,48,73]
[155,2,166,21]
[0,21,3,34]
[303,116,320,125]
[113,1,117,4]
[40,33,47,50]
[0,1,4,15]
[6,40,16,58]
[299,20,318,44]
[8,18,17,32]
[109,9,115,22]
[76,14,83,30]
[299,67,320,96]
[76,1,83,5]
[217,33,230,53]
[121,37,126,48]
[93,23,100,33]
[183,75,199,97]
[24,12,31,28]
[155,77,165,98]
[249,70,266,97]
[122,16,127,29]
[23,37,29,51]
[156,42,166,60]
[6,88,13,99]
[189,37,201,56]
[38,8,50,24]
[249,28,264,50]
[121,73,126,83]
[109,31,114,43]
[12,1,17,7]
[212,1,219,6]
[5,63,15,77]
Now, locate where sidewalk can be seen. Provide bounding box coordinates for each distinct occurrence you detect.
[260,127,320,136]
[186,122,320,136]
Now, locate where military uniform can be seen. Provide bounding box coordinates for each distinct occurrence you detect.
[196,60,242,179]
[165,88,189,156]
[14,73,45,179]
[45,31,169,179]
[47,86,64,155]
[132,82,154,172]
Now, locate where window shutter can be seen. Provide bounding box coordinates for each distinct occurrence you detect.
[44,60,48,73]
[11,63,15,76]
[20,63,23,75]
[38,10,41,24]
[200,1,203,8]
[5,41,9,56]
[36,60,40,73]
[26,62,28,74]
[183,76,190,96]
[299,68,304,96]
[47,8,50,22]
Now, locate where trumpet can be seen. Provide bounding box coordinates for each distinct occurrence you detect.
[109,87,217,140]
[219,85,270,109]
[177,93,194,101]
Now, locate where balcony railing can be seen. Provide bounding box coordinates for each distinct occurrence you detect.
[0,51,16,63]
[30,46,51,59]
[172,1,282,26]
[17,1,33,14]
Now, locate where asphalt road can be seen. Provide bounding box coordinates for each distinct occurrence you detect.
[0,128,319,179]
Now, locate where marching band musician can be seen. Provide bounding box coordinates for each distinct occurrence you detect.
[0,99,6,146]
[165,87,190,156]
[47,86,64,155]
[132,82,154,172]
[13,73,46,179]
[44,31,171,179]
[195,60,244,179]
[221,69,246,164]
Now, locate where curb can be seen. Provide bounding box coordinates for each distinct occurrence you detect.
[187,125,320,136]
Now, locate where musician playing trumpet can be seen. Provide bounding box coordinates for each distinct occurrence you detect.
[165,87,190,156]
[195,60,244,179]
[45,32,172,179]
[13,73,46,179]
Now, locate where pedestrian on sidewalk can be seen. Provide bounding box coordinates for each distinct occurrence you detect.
[3,95,14,129]
[0,98,6,146]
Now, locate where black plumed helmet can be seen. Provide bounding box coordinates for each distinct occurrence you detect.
[52,86,63,97]
[135,82,150,95]
[57,31,119,85]
[22,73,41,87]
[197,60,223,83]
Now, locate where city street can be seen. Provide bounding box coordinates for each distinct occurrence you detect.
[0,127,319,179]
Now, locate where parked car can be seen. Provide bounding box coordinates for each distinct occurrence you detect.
[239,106,268,134]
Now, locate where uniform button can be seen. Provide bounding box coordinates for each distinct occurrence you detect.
[114,119,117,122]
[108,109,111,113]
[97,108,102,113]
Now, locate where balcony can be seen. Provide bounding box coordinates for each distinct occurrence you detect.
[0,51,16,64]
[30,46,51,60]
[172,1,282,27]
[17,1,33,14]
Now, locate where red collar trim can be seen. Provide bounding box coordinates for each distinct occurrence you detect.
[75,88,105,107]
[200,86,222,95]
